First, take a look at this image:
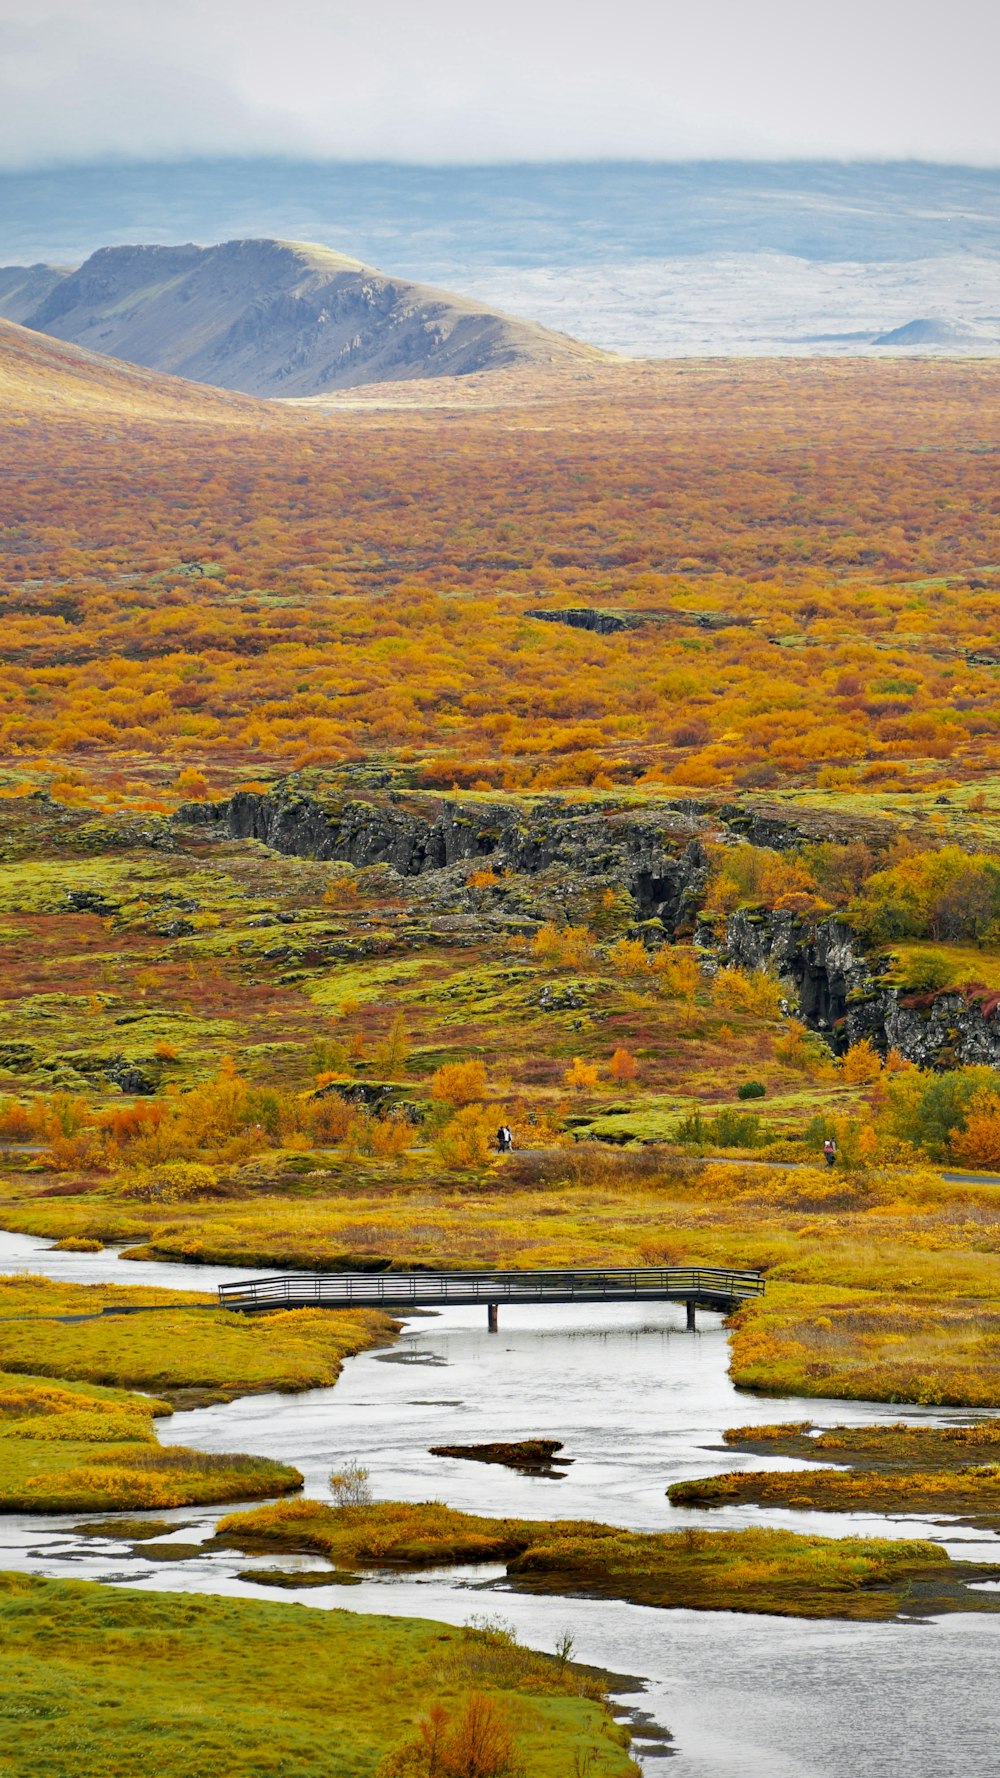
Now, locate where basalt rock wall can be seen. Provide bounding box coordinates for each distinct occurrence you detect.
[178,786,708,933]
[716,906,1000,1065]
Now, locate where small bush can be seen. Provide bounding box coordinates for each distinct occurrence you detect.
[376,1692,524,1778]
[329,1460,373,1511]
[737,1081,766,1100]
[564,1058,600,1092]
[431,1060,488,1106]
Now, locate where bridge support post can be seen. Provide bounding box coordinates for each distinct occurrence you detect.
[686,1299,697,1332]
[487,1302,499,1333]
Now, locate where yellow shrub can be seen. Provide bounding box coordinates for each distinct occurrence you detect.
[431,1060,488,1106]
[564,1058,600,1092]
[433,1106,500,1168]
[712,966,784,1021]
[531,923,594,969]
[606,938,652,977]
[116,1161,219,1202]
[842,1039,883,1084]
[775,1020,834,1078]
[653,949,701,996]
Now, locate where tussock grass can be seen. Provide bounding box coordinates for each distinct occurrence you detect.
[0,1368,301,1512]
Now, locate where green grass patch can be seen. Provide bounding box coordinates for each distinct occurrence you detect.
[0,1573,636,1777]
[0,1277,395,1405]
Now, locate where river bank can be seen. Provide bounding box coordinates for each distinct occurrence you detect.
[3,1229,1000,1773]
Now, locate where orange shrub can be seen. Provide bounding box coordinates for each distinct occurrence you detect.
[609,1047,639,1083]
[951,1092,1000,1170]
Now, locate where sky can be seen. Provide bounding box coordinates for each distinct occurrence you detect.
[1,0,999,169]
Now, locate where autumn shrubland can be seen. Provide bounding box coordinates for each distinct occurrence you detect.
[4,346,1000,1601]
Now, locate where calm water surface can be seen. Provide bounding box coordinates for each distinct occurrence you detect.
[2,1229,998,1776]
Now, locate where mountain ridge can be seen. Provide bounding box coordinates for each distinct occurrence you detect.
[0,238,605,396]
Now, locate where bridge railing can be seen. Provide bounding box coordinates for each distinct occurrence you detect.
[217,1265,764,1313]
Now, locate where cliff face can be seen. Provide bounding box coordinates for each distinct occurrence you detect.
[717,907,1000,1066]
[179,785,708,932]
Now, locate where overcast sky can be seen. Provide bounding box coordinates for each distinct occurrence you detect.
[2,0,998,168]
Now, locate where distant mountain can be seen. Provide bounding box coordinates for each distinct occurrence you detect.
[871,316,999,347]
[4,160,1000,270]
[0,314,256,420]
[0,239,604,396]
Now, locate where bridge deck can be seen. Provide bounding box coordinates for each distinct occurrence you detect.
[217,1265,764,1315]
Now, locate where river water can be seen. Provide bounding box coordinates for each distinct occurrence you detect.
[2,1229,998,1776]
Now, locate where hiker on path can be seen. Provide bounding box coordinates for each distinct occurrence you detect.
[823,1136,837,1168]
[496,1124,513,1154]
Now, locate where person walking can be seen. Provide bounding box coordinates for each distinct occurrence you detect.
[496,1124,513,1154]
[823,1136,837,1167]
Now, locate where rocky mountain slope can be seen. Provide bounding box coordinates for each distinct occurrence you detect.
[0,263,68,322]
[0,238,604,396]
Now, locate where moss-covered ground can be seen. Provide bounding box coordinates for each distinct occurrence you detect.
[0,1573,636,1777]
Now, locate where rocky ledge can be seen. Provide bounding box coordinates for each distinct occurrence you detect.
[177,781,709,933]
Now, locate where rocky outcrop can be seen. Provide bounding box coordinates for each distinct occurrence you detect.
[716,906,1000,1065]
[847,987,1000,1069]
[178,784,708,932]
[717,909,874,1032]
[526,608,649,635]
[526,608,757,637]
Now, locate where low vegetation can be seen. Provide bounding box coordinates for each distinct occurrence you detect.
[670,1418,1000,1517]
[0,1276,395,1406]
[0,1369,300,1512]
[217,1497,990,1621]
[0,1574,636,1777]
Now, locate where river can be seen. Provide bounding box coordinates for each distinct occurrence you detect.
[2,1228,998,1776]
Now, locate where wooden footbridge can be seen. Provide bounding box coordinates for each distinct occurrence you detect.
[217,1265,764,1330]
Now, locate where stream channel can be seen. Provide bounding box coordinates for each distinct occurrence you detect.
[2,1228,999,1777]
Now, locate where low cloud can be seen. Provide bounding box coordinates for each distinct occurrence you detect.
[1,0,998,167]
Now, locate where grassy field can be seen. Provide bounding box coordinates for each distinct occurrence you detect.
[0,1276,395,1406]
[218,1497,990,1622]
[0,1573,637,1777]
[0,1369,300,1513]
